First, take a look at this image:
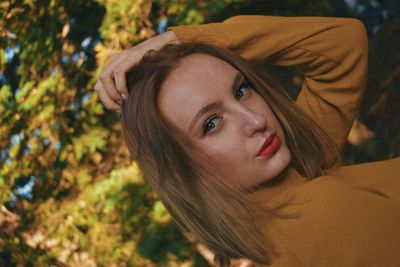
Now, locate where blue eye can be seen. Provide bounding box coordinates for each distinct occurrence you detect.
[203,116,219,135]
[235,82,249,100]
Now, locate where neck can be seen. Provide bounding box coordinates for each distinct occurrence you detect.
[248,166,309,203]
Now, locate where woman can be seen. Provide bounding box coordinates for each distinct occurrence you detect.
[94,15,400,266]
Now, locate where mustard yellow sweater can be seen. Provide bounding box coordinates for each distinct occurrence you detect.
[169,16,400,266]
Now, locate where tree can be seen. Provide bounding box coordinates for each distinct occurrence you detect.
[0,0,238,265]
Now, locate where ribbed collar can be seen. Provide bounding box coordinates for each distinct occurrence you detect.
[248,167,309,203]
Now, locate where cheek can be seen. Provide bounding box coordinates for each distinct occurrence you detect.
[199,135,245,172]
[200,126,242,154]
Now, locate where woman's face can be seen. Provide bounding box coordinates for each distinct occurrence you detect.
[158,54,291,188]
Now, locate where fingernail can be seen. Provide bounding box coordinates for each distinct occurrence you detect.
[116,110,121,113]
[122,93,127,100]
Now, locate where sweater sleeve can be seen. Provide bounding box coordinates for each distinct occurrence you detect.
[168,15,369,151]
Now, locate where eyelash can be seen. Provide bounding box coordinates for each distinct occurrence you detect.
[235,81,250,100]
[202,81,250,135]
[202,115,219,135]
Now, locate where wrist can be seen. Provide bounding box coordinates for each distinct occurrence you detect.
[164,30,179,44]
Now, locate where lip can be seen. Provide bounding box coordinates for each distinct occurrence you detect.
[257,133,281,157]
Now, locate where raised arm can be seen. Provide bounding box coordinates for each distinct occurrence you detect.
[168,15,369,152]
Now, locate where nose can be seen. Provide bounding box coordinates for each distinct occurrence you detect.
[235,106,267,137]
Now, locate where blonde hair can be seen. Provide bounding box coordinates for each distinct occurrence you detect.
[121,42,339,266]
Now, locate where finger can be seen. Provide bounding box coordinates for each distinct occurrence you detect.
[229,259,240,267]
[238,260,254,267]
[113,68,129,100]
[94,81,102,92]
[109,50,126,64]
[94,82,121,111]
[99,72,122,102]
[109,52,120,64]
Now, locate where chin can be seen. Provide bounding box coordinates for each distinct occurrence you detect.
[266,145,292,181]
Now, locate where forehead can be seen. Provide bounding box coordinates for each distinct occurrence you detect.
[157,53,238,131]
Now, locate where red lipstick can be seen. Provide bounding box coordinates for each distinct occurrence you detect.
[258,133,281,157]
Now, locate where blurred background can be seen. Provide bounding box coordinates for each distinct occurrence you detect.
[0,0,399,266]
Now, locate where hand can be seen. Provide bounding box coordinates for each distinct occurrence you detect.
[195,243,254,267]
[94,30,178,112]
[230,258,255,267]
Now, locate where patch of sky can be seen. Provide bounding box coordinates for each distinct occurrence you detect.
[71,51,87,63]
[0,73,8,84]
[81,92,91,105]
[7,32,16,39]
[24,144,32,154]
[5,46,15,61]
[357,4,366,14]
[383,9,388,20]
[72,52,80,62]
[6,193,17,209]
[11,132,25,146]
[68,102,80,111]
[81,37,92,49]
[372,25,381,35]
[55,141,61,150]
[42,138,50,146]
[1,148,8,161]
[51,68,58,77]
[10,193,17,201]
[61,55,70,64]
[157,18,169,34]
[344,0,357,8]
[369,0,381,8]
[14,87,20,97]
[33,129,41,137]
[16,175,35,200]
[81,51,88,61]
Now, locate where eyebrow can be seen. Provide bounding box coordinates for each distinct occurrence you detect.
[188,72,243,132]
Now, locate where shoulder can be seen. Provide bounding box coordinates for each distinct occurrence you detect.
[272,177,400,266]
[282,176,398,223]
